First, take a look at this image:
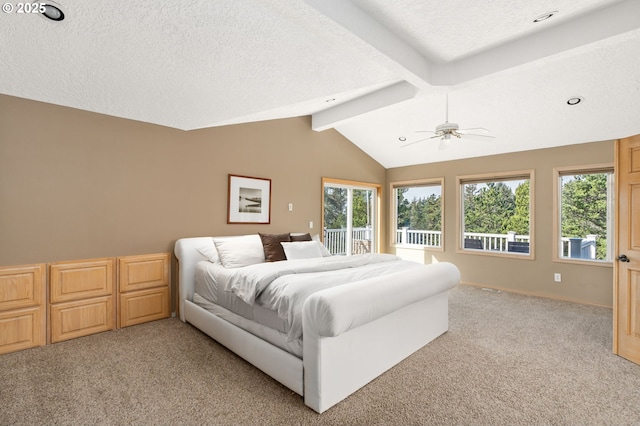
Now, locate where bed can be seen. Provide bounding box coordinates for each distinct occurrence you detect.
[174,233,460,413]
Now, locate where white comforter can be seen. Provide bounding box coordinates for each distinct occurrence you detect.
[209,254,424,341]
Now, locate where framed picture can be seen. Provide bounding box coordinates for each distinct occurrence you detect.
[227,174,271,224]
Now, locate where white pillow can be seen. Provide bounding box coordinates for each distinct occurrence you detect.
[213,234,265,268]
[311,234,332,257]
[196,239,220,264]
[281,241,324,260]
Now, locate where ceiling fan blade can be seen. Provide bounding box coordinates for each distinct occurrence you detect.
[458,127,491,133]
[400,138,430,148]
[459,132,495,139]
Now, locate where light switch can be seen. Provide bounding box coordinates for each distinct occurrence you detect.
[309,221,313,229]
[288,203,293,211]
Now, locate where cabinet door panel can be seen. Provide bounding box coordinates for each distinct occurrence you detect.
[120,287,170,328]
[50,259,114,303]
[0,264,45,310]
[50,296,114,343]
[119,253,170,292]
[0,307,45,354]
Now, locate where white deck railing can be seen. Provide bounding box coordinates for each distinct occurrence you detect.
[463,232,530,252]
[560,235,597,259]
[324,228,596,259]
[395,228,442,247]
[324,227,372,255]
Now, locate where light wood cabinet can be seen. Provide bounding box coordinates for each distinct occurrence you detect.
[118,253,170,328]
[0,264,46,354]
[1,252,172,354]
[49,258,116,343]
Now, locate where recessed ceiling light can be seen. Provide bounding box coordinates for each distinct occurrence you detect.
[533,11,557,23]
[42,2,65,21]
[398,137,406,142]
[567,96,583,106]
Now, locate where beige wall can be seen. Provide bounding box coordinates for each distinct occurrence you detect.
[386,141,615,307]
[0,95,387,310]
[0,94,615,309]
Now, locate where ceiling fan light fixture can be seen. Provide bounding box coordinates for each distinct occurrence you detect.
[567,96,583,106]
[436,122,459,133]
[533,11,557,23]
[407,94,494,148]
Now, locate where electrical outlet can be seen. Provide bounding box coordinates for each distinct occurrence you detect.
[554,273,561,282]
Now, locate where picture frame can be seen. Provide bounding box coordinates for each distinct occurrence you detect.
[227,174,271,224]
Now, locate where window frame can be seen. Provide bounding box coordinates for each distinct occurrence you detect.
[389,178,444,251]
[456,170,535,260]
[321,177,381,255]
[552,164,614,266]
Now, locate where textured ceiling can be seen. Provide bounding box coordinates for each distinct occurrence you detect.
[351,0,621,62]
[2,0,639,168]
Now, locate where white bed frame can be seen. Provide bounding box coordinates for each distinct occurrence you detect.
[175,237,460,413]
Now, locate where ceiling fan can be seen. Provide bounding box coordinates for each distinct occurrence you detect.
[401,94,495,149]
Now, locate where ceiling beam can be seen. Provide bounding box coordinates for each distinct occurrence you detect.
[303,0,433,90]
[432,0,640,85]
[311,81,417,131]
[307,0,640,130]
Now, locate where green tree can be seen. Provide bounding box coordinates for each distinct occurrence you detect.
[561,174,609,259]
[323,187,347,229]
[396,188,411,228]
[464,182,515,234]
[396,188,441,231]
[424,194,442,231]
[352,189,372,227]
[504,181,530,235]
[462,183,479,231]
[324,187,372,229]
[409,197,427,230]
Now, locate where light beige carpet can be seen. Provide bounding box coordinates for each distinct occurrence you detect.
[1,285,639,425]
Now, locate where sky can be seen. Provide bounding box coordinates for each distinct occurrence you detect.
[403,186,441,200]
[400,178,525,201]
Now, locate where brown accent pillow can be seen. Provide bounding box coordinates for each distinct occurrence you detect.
[290,233,312,242]
[259,233,291,262]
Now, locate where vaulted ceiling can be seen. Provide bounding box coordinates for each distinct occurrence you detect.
[2,0,639,168]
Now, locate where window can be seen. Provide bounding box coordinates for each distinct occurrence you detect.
[457,171,534,257]
[554,165,614,263]
[391,179,443,249]
[322,178,380,256]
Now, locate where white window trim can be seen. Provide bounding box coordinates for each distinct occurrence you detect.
[389,178,444,251]
[552,164,614,267]
[456,170,535,260]
[322,177,381,255]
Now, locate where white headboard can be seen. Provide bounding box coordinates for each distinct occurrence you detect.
[174,237,212,322]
